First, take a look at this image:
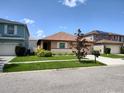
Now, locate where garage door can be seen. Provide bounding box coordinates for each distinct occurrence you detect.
[0,43,19,56]
[106,45,121,54]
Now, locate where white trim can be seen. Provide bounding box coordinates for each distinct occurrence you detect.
[65,42,67,48]
[57,42,59,48]
[4,25,7,34]
[0,43,19,45]
[0,37,25,40]
[14,25,17,35]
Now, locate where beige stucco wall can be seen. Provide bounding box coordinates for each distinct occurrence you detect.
[51,41,57,48]
[93,45,104,54]
[51,49,72,53]
[51,41,73,53]
[105,45,121,54]
[51,41,73,49]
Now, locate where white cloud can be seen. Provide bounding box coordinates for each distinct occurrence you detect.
[61,0,87,8]
[35,29,46,39]
[22,18,35,24]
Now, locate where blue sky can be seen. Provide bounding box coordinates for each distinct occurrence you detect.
[0,0,124,39]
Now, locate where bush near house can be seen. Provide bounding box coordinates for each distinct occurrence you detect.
[104,48,111,54]
[44,51,52,57]
[120,46,124,54]
[35,48,52,57]
[15,46,27,56]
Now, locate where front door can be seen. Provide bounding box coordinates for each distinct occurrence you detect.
[43,41,51,50]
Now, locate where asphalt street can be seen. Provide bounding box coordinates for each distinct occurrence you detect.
[0,66,124,93]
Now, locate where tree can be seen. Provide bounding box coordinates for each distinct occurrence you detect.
[74,29,89,62]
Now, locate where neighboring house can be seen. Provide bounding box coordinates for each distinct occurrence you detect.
[84,30,124,54]
[0,18,29,55]
[38,32,76,53]
[38,30,124,54]
[93,39,123,54]
[84,30,124,42]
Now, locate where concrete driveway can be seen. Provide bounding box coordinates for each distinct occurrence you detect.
[0,65,124,93]
[0,56,15,71]
[86,55,124,66]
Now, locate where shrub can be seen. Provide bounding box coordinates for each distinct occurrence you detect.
[35,48,52,57]
[104,48,111,54]
[120,46,124,54]
[15,46,26,56]
[44,51,52,57]
[35,48,45,57]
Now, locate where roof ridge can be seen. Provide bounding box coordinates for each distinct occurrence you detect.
[42,31,76,41]
[0,18,25,25]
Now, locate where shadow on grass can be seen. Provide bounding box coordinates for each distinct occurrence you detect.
[3,64,19,71]
[79,60,105,65]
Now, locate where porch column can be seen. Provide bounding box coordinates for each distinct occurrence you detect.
[40,41,43,48]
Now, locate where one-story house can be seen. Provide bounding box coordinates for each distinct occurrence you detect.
[37,32,76,53]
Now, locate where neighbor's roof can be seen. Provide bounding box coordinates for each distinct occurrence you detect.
[0,18,30,36]
[42,32,76,41]
[96,39,123,44]
[85,30,124,36]
[85,30,108,36]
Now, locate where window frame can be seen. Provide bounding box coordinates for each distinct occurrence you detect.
[59,42,65,49]
[4,24,17,35]
[7,24,15,35]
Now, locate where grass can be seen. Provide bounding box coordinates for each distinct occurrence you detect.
[101,54,124,58]
[3,60,105,72]
[10,55,77,62]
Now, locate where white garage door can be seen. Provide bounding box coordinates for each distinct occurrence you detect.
[106,45,121,54]
[0,43,19,56]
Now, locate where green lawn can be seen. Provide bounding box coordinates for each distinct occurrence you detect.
[101,54,124,58]
[10,55,77,62]
[4,60,105,72]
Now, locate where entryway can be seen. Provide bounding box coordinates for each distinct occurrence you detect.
[43,41,51,50]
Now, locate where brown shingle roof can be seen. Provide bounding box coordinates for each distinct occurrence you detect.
[42,32,76,41]
[96,39,123,44]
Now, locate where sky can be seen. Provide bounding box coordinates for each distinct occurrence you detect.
[0,0,124,39]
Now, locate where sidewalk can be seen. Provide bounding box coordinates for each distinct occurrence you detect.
[0,56,15,72]
[86,55,124,66]
[8,59,80,64]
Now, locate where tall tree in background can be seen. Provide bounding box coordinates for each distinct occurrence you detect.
[74,29,89,62]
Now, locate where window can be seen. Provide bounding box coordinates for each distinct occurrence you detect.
[59,43,65,49]
[7,25,14,34]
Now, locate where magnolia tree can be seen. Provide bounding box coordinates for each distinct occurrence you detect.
[74,29,89,62]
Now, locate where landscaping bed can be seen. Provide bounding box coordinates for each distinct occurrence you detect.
[101,54,124,58]
[4,60,105,72]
